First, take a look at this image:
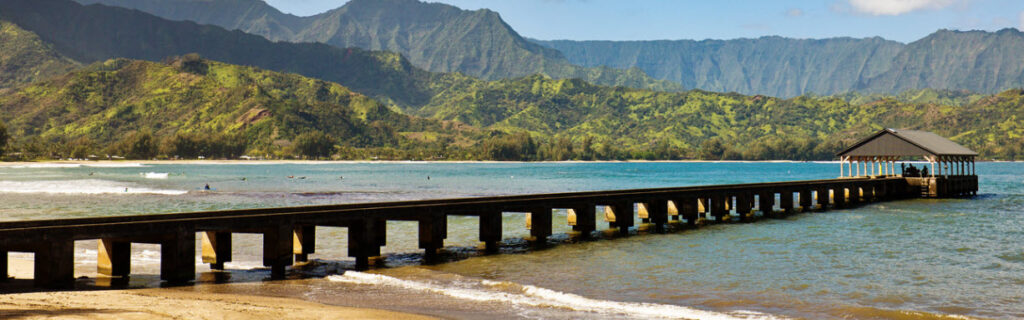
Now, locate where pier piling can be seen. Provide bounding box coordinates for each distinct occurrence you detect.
[571,205,597,236]
[202,231,232,270]
[293,226,315,263]
[419,215,446,261]
[528,207,553,244]
[759,191,775,217]
[262,224,293,279]
[160,229,195,284]
[98,239,130,278]
[607,202,634,235]
[35,237,74,288]
[479,212,502,252]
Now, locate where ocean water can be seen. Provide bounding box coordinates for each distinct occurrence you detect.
[0,161,1021,319]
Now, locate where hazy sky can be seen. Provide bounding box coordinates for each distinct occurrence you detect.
[262,0,1024,43]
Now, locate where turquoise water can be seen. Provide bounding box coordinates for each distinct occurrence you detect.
[1,161,1021,319]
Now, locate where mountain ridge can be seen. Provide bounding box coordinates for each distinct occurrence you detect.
[72,0,684,92]
[0,0,469,107]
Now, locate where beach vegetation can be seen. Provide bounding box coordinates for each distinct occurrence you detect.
[292,130,337,160]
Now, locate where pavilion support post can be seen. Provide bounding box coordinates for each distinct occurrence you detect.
[480,212,502,252]
[98,239,131,278]
[292,226,315,263]
[160,227,196,284]
[202,231,232,270]
[34,237,75,289]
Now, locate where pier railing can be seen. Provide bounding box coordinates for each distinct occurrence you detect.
[0,176,976,288]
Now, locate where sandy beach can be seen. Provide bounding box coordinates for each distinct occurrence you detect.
[1,258,435,320]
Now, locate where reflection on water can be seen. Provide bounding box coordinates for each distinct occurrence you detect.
[1,162,1021,319]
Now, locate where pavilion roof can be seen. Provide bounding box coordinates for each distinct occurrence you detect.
[836,129,978,158]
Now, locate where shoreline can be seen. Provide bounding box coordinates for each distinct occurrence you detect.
[0,159,1016,166]
[0,258,435,320]
[0,159,817,166]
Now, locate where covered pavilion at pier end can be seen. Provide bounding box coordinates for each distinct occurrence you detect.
[836,128,978,198]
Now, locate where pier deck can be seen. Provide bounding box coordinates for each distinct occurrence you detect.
[0,175,976,289]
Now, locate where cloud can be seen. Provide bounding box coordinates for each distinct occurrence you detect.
[848,0,954,16]
[786,8,804,17]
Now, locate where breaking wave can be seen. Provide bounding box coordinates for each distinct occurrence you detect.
[328,271,782,320]
[0,163,148,169]
[0,179,187,195]
[141,172,170,179]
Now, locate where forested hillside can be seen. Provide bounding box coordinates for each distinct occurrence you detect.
[1,56,1020,161]
[416,76,1024,160]
[73,0,682,91]
[0,57,483,160]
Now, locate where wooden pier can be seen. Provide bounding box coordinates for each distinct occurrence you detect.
[0,175,977,289]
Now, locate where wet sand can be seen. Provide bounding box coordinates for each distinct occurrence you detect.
[1,259,436,320]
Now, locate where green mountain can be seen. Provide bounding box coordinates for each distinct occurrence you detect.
[414,76,1024,160]
[536,29,1024,97]
[0,57,478,158]
[73,0,682,91]
[1,56,1020,160]
[0,20,80,89]
[0,0,473,108]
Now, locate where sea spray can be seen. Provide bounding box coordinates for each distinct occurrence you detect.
[328,271,783,320]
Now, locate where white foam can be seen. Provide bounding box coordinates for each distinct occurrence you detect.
[84,163,148,168]
[328,272,783,320]
[3,163,82,169]
[0,179,187,195]
[223,261,267,270]
[141,172,170,179]
[0,162,148,169]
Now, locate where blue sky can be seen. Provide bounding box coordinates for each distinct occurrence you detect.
[263,0,1024,43]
